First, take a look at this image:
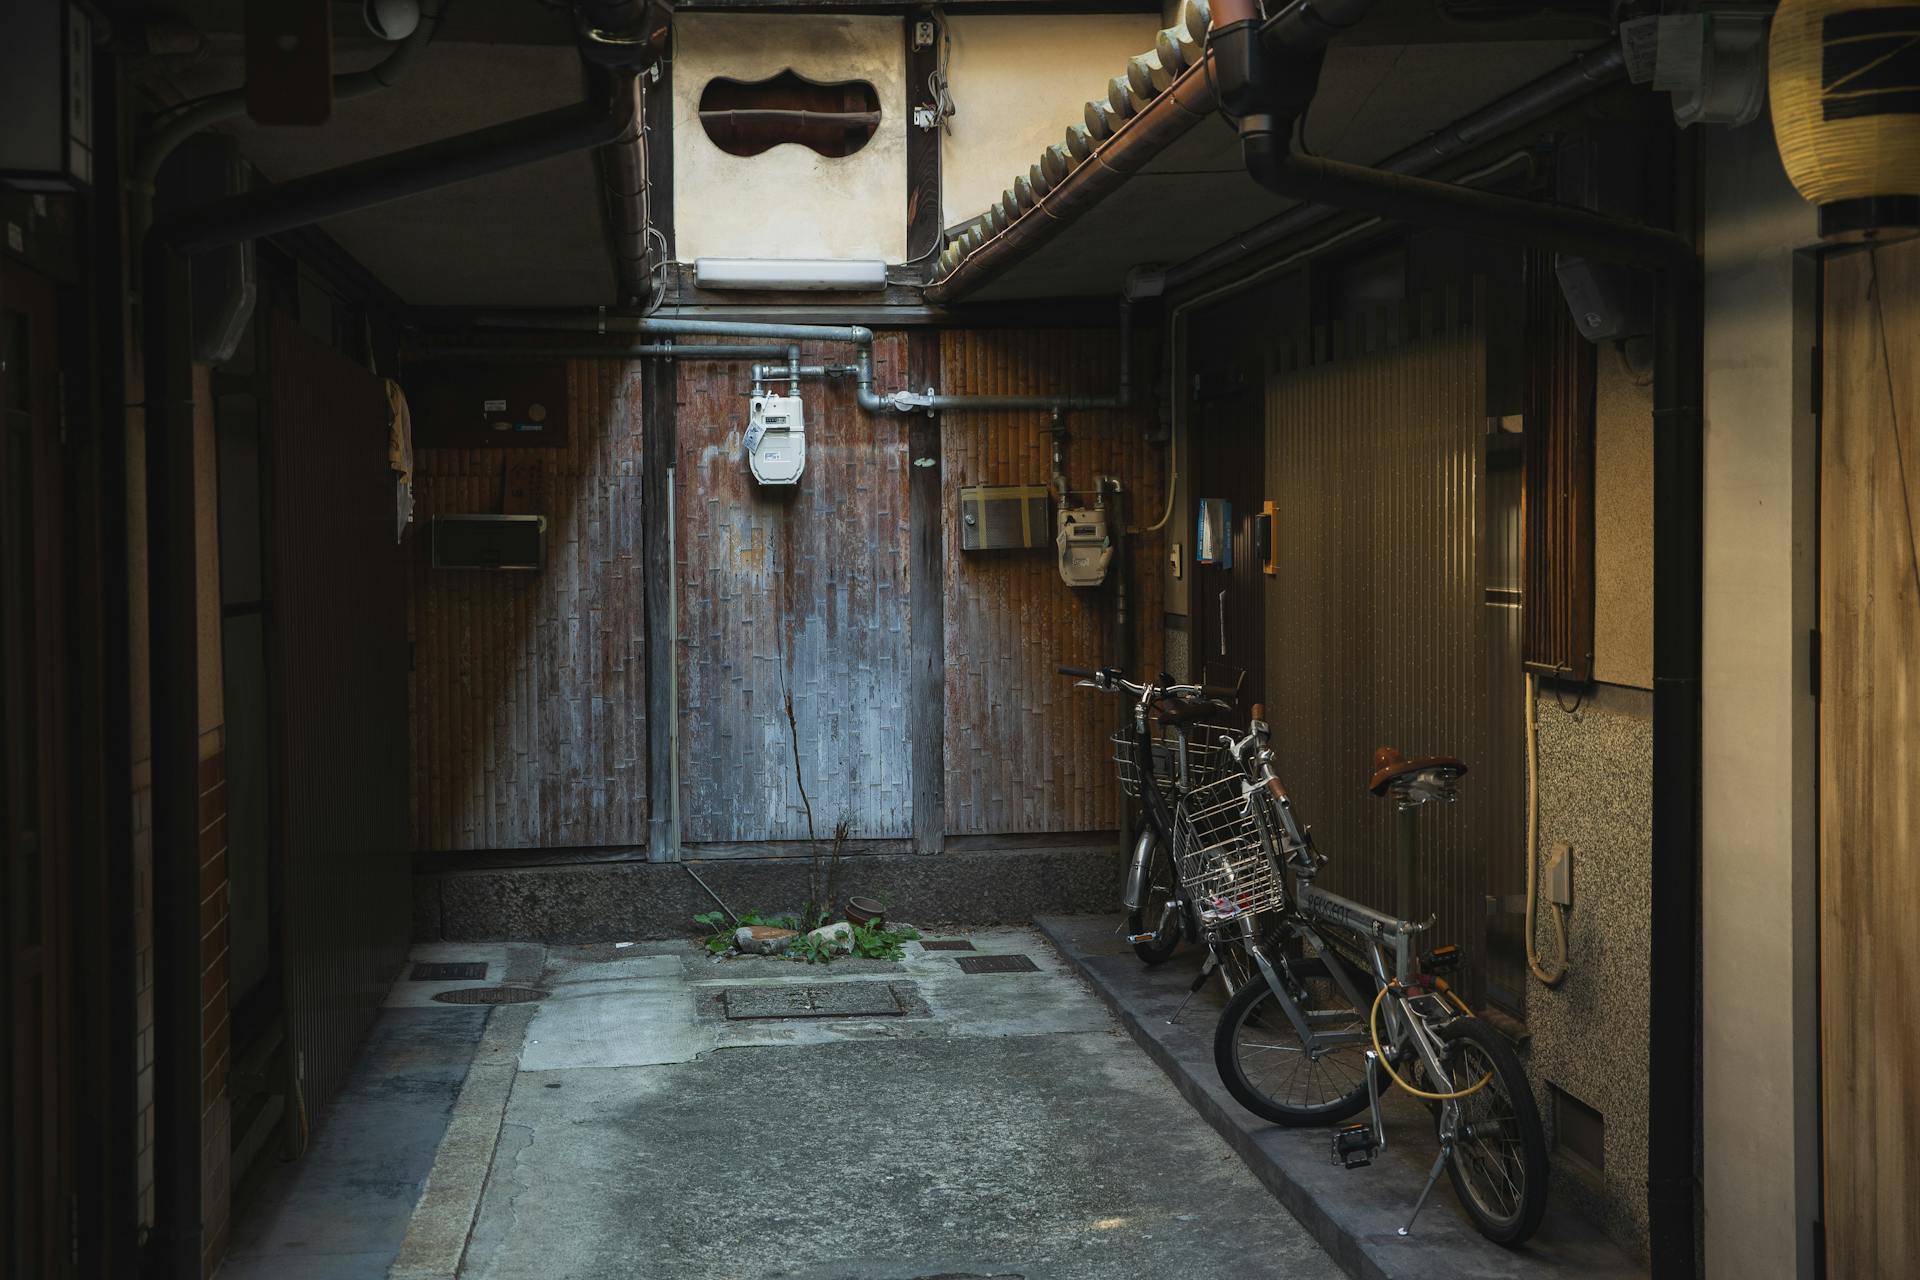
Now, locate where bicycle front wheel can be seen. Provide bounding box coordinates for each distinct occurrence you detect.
[1126,825,1182,965]
[1212,952,1378,1125]
[1433,1017,1549,1247]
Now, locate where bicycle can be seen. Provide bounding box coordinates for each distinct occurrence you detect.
[1057,663,1265,994]
[1203,715,1550,1246]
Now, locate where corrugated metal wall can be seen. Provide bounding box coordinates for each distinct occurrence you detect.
[1262,289,1524,1006]
[409,361,649,851]
[676,336,913,844]
[266,313,411,1117]
[940,329,1165,835]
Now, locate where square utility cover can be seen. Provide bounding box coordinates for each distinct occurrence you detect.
[723,982,906,1020]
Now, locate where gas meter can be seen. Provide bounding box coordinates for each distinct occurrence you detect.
[745,392,806,485]
[1055,504,1113,588]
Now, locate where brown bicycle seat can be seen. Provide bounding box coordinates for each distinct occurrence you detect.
[1156,695,1233,727]
[1369,746,1468,796]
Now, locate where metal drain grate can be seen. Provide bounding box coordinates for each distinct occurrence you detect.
[955,954,1040,975]
[411,961,488,981]
[430,986,547,1005]
[724,982,906,1020]
[918,940,976,952]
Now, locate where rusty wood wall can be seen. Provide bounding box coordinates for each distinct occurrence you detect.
[940,329,1164,835]
[266,314,410,1119]
[1522,252,1598,683]
[409,361,648,851]
[1263,292,1521,1005]
[676,336,913,843]
[1819,242,1920,1280]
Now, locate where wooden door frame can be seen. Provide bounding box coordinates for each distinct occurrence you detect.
[2,257,77,1280]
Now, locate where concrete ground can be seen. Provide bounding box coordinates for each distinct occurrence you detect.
[227,928,1338,1280]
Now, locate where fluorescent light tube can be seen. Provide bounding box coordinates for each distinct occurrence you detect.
[693,257,889,291]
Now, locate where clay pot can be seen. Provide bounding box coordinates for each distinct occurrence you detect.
[844,896,885,928]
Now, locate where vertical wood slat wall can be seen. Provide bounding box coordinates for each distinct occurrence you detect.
[409,360,648,851]
[940,328,1165,836]
[1818,241,1920,1280]
[1264,289,1521,1004]
[266,314,411,1120]
[674,336,913,844]
[1523,252,1598,683]
[407,329,1167,851]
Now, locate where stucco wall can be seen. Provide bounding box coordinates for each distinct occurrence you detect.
[673,14,908,262]
[1526,685,1653,1259]
[940,14,1163,229]
[1699,118,1821,1280]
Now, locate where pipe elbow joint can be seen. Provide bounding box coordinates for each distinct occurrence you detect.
[1239,116,1290,196]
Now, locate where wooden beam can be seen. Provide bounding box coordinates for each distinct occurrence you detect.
[905,11,944,264]
[643,54,681,861]
[906,326,946,853]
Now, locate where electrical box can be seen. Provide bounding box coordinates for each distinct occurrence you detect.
[959,485,1049,551]
[404,359,569,450]
[0,3,92,190]
[1254,500,1277,575]
[1056,505,1113,588]
[432,515,546,571]
[745,392,806,485]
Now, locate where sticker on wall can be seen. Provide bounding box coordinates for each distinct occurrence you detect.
[1196,498,1233,568]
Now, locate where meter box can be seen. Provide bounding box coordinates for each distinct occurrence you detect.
[745,392,806,485]
[958,485,1050,551]
[1056,505,1114,588]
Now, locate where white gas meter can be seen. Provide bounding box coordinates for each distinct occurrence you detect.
[744,392,806,485]
[1056,504,1113,588]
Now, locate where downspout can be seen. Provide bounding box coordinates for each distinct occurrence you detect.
[1215,2,1705,1271]
[157,65,642,255]
[577,1,669,304]
[130,1,449,244]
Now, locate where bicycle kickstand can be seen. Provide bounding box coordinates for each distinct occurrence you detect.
[1168,953,1218,1025]
[1398,1139,1451,1237]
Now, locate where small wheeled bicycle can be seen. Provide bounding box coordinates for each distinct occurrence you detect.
[1208,716,1550,1246]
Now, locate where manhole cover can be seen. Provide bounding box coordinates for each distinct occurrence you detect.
[955,954,1040,975]
[918,940,976,952]
[430,986,547,1005]
[411,961,488,981]
[724,982,905,1020]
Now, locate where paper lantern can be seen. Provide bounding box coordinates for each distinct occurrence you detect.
[1769,0,1920,240]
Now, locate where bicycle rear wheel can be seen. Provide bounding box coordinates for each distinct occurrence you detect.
[1433,1018,1549,1246]
[1212,951,1378,1125]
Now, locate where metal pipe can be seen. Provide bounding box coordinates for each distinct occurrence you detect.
[159,67,640,255]
[420,344,792,360]
[475,300,1134,415]
[1164,44,1627,291]
[580,1,665,304]
[751,364,862,381]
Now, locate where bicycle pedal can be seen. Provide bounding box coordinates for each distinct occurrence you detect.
[1331,1125,1377,1170]
[1126,933,1158,944]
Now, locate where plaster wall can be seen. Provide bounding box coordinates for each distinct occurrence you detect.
[673,14,908,262]
[1525,685,1653,1259]
[1698,117,1821,1280]
[939,15,1163,229]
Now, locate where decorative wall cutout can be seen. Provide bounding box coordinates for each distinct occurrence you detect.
[697,69,882,158]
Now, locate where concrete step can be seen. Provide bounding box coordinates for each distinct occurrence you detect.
[1035,914,1650,1280]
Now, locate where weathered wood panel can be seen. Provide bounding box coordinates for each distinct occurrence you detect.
[676,335,913,842]
[940,328,1165,835]
[1263,293,1517,1006]
[409,360,647,850]
[1820,242,1920,1280]
[266,313,410,1124]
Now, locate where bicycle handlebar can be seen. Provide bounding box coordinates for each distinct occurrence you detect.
[1056,665,1097,679]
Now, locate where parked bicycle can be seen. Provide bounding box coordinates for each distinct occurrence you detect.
[1206,715,1550,1246]
[1057,663,1267,995]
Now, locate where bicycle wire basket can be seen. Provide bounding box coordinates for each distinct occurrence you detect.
[1173,772,1287,936]
[1109,723,1238,799]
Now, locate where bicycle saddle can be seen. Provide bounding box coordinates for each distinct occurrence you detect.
[1156,695,1233,727]
[1368,746,1467,797]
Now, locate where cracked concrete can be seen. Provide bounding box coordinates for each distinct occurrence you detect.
[228,930,1337,1279]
